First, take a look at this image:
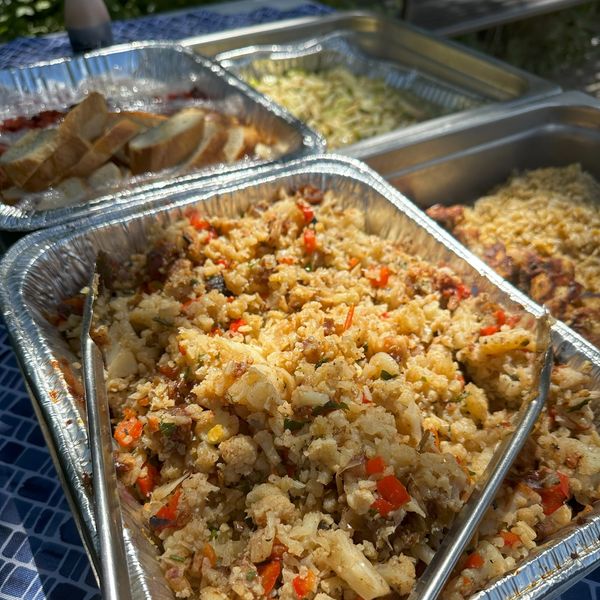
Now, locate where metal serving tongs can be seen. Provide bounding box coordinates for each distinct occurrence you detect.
[81,264,133,600]
[409,313,554,600]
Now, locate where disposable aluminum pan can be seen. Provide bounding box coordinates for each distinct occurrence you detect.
[0,41,324,231]
[352,90,600,355]
[183,11,560,155]
[0,155,598,600]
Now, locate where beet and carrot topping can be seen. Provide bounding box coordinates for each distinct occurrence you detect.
[150,489,181,530]
[229,318,247,333]
[303,228,317,254]
[366,456,385,476]
[114,414,143,448]
[158,364,179,379]
[136,463,159,498]
[296,200,315,224]
[361,392,371,404]
[480,324,501,336]
[464,552,484,569]
[377,475,410,508]
[343,305,355,331]
[279,256,296,265]
[259,559,282,595]
[202,543,217,567]
[500,531,521,547]
[216,258,230,268]
[348,257,360,269]
[368,265,390,288]
[292,571,316,599]
[480,308,520,336]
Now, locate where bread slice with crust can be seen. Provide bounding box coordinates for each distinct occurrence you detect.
[128,108,206,175]
[61,91,108,142]
[185,119,227,169]
[107,111,168,130]
[68,118,141,179]
[23,133,90,192]
[221,126,260,163]
[0,129,58,187]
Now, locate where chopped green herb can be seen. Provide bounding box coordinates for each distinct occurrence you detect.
[209,527,219,540]
[304,264,313,272]
[363,343,369,354]
[284,418,306,432]
[190,278,199,285]
[457,391,468,402]
[521,340,529,347]
[567,398,590,412]
[183,366,192,381]
[153,316,173,327]
[380,370,396,381]
[468,470,477,477]
[246,570,257,582]
[421,376,427,382]
[197,355,205,367]
[368,508,378,517]
[315,357,330,368]
[159,421,176,436]
[169,555,186,563]
[312,401,349,416]
[310,217,318,225]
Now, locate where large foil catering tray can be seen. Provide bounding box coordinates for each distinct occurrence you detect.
[0,41,324,231]
[353,90,600,355]
[182,11,560,155]
[0,155,597,600]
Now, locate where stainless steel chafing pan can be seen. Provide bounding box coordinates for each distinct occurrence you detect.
[0,155,597,600]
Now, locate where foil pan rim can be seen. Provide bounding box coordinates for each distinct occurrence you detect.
[0,154,598,600]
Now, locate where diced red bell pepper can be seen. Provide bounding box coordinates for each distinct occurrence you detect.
[464,552,484,569]
[229,318,246,333]
[114,415,143,448]
[480,324,501,336]
[369,266,390,288]
[296,200,314,224]
[292,571,316,599]
[377,475,410,508]
[152,489,181,530]
[371,497,395,517]
[366,456,385,476]
[539,472,570,515]
[187,210,210,231]
[259,559,281,595]
[494,309,506,326]
[303,228,317,254]
[500,531,521,547]
[136,463,159,498]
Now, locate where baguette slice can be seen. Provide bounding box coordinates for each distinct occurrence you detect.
[221,126,260,163]
[61,92,108,142]
[23,133,91,192]
[68,118,141,179]
[88,161,122,190]
[128,108,206,175]
[185,119,227,169]
[0,129,59,187]
[107,111,168,130]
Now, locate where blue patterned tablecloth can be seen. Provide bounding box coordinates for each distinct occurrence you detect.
[0,2,599,599]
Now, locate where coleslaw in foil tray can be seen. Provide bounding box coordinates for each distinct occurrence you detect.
[42,158,599,599]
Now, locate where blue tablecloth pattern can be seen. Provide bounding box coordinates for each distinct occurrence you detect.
[0,2,599,599]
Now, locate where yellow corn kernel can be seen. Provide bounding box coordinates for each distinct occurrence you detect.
[207,424,225,444]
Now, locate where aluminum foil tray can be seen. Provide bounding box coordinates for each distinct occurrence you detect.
[217,32,484,137]
[353,90,600,355]
[0,155,598,600]
[0,41,324,231]
[183,11,560,156]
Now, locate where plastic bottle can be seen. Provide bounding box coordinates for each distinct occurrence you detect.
[64,0,114,54]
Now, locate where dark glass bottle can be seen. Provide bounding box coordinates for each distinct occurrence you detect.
[64,0,114,53]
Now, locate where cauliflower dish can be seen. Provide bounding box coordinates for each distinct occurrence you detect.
[59,185,599,599]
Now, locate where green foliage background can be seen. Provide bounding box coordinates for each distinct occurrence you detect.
[0,0,598,81]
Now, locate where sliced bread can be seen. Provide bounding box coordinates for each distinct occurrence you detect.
[88,161,122,190]
[185,119,227,169]
[0,129,59,187]
[23,133,91,192]
[61,92,108,142]
[107,111,168,130]
[128,108,206,175]
[221,126,259,163]
[68,118,141,179]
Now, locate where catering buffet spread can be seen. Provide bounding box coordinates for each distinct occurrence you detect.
[0,10,598,600]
